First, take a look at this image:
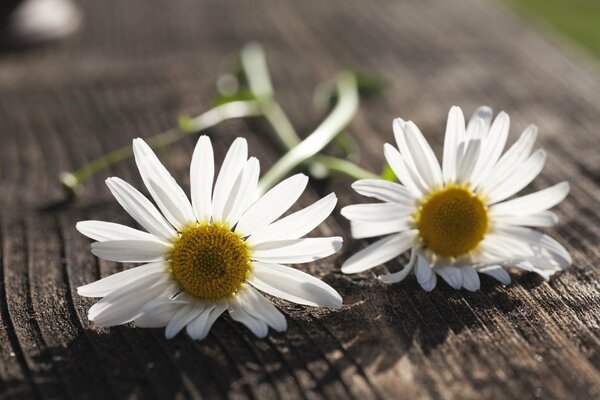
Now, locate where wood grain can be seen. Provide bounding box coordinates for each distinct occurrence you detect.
[0,0,599,399]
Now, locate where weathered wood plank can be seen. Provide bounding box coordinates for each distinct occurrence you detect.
[0,0,599,399]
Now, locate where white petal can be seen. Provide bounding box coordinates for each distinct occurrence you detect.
[351,179,415,205]
[340,203,412,223]
[212,138,248,222]
[88,275,172,326]
[249,262,342,308]
[490,182,569,216]
[190,135,214,222]
[341,230,417,274]
[78,262,166,297]
[236,286,287,331]
[165,303,206,339]
[496,226,571,267]
[478,266,511,285]
[455,139,482,184]
[251,237,342,264]
[486,149,546,204]
[442,106,466,182]
[105,177,177,241]
[396,120,443,189]
[415,256,437,292]
[495,211,559,227]
[228,299,269,338]
[350,219,409,239]
[134,299,187,328]
[235,174,308,236]
[461,268,480,291]
[186,303,227,340]
[221,157,260,226]
[435,266,462,289]
[378,249,417,284]
[91,239,170,263]
[248,193,337,246]
[383,143,425,197]
[478,125,538,195]
[471,111,510,187]
[132,138,195,229]
[466,106,493,138]
[76,220,160,242]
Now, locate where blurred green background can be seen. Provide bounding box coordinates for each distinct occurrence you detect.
[507,0,600,58]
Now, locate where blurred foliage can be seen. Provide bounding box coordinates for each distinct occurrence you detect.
[506,0,600,58]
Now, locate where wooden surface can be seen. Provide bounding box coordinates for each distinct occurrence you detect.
[0,0,599,399]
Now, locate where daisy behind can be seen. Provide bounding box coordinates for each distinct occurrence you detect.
[341,106,571,291]
[77,136,342,340]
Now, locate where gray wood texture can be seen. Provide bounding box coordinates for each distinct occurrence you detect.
[0,0,599,399]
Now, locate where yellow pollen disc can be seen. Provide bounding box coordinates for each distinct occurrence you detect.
[169,224,251,300]
[414,185,488,258]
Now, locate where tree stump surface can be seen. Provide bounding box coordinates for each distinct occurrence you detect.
[0,0,599,399]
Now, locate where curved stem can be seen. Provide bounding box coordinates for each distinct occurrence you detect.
[257,72,359,194]
[61,100,261,194]
[314,155,380,180]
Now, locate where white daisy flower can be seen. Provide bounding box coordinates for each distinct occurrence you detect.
[77,136,343,340]
[341,106,571,292]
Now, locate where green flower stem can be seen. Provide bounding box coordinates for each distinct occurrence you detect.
[257,71,359,194]
[60,100,261,195]
[240,43,301,149]
[241,43,372,190]
[314,156,380,181]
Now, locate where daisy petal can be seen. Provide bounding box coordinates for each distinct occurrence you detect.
[341,230,417,274]
[490,182,569,216]
[394,120,443,190]
[461,268,480,292]
[105,177,177,241]
[212,138,248,222]
[76,220,160,242]
[249,262,342,308]
[91,239,170,263]
[134,299,187,328]
[89,275,171,326]
[251,237,342,264]
[478,125,537,195]
[228,299,269,338]
[341,203,412,223]
[478,266,511,285]
[471,111,510,187]
[487,149,546,204]
[235,174,308,236]
[77,262,166,297]
[350,219,409,239]
[383,143,425,197]
[351,179,415,205]
[186,303,227,340]
[435,266,462,289]
[378,249,417,284]
[248,193,337,246]
[165,303,205,339]
[190,135,214,222]
[455,139,482,184]
[497,226,571,267]
[222,157,260,226]
[415,256,437,292]
[237,285,287,331]
[495,211,559,227]
[132,138,195,229]
[442,106,466,182]
[466,106,493,138]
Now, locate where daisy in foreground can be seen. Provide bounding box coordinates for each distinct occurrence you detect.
[77,136,342,340]
[341,106,571,291]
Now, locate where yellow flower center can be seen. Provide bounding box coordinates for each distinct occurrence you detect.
[414,185,488,258]
[169,224,251,300]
